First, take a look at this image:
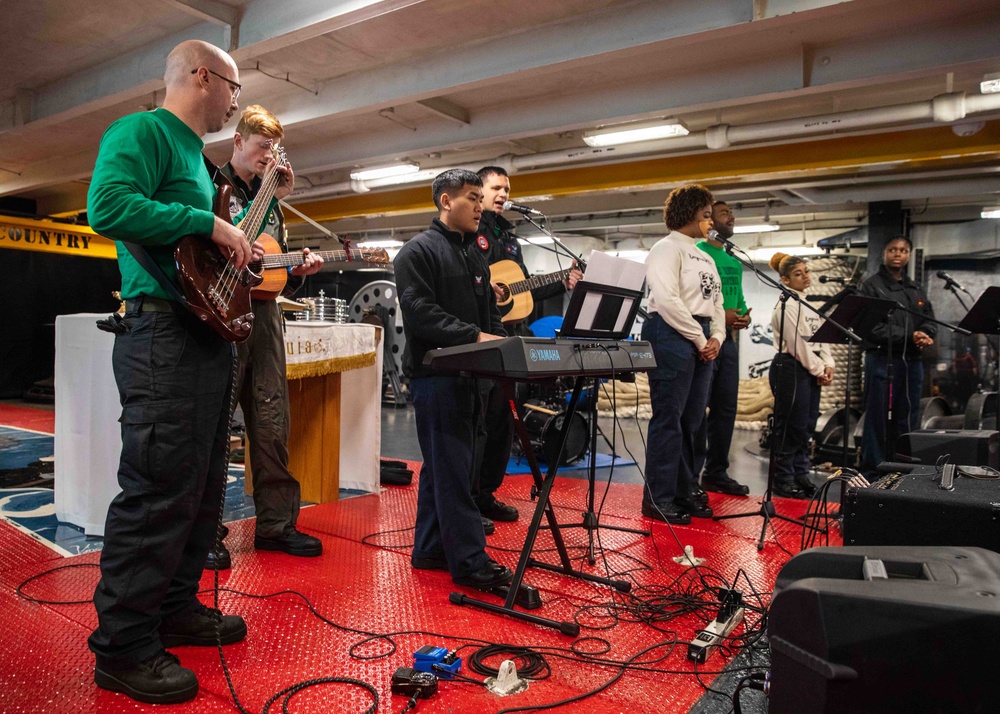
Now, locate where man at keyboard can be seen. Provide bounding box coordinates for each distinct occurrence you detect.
[394,169,514,591]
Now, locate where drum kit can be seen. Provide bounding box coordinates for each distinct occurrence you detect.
[513,399,590,467]
[812,391,998,466]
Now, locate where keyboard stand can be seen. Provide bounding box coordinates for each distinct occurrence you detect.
[450,376,633,636]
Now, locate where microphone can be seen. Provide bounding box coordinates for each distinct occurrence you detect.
[936,270,965,291]
[819,275,846,284]
[502,200,544,216]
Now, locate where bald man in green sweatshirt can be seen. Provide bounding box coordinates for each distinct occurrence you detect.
[85,39,288,705]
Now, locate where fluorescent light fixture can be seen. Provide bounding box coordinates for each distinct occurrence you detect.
[732,223,780,234]
[981,74,1000,94]
[349,163,419,182]
[981,207,1000,219]
[364,169,438,188]
[357,239,404,249]
[745,246,823,262]
[582,119,688,147]
[517,236,555,246]
[609,250,649,262]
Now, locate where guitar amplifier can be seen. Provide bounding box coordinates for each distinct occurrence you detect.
[843,464,1000,552]
[768,546,1000,713]
[896,429,999,468]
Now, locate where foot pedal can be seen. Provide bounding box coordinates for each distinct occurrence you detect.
[491,583,542,610]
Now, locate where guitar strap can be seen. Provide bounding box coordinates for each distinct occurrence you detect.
[118,154,231,306]
[121,241,188,304]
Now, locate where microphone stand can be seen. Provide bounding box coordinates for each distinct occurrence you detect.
[517,213,588,271]
[516,211,649,562]
[864,290,970,463]
[517,212,652,323]
[713,238,861,549]
[942,280,972,312]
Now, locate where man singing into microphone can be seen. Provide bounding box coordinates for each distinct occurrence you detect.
[857,235,936,476]
[693,201,752,498]
[467,166,582,528]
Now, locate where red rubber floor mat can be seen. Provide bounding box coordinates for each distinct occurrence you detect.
[0,461,841,713]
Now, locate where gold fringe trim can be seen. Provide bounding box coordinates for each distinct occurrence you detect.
[286,351,376,379]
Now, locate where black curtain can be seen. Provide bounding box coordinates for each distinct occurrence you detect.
[0,251,121,398]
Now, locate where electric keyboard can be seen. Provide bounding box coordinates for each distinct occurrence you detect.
[422,336,656,379]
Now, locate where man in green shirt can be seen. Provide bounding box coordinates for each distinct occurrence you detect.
[694,201,752,496]
[86,39,285,705]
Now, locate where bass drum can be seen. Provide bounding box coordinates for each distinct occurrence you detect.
[965,391,998,430]
[814,406,860,467]
[514,401,590,466]
[919,396,951,429]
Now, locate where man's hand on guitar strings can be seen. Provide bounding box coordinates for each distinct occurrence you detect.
[211,216,253,270]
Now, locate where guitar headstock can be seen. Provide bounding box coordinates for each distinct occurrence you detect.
[359,248,391,265]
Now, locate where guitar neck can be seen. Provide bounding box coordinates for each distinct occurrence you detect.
[261,248,374,269]
[508,268,571,295]
[237,155,285,242]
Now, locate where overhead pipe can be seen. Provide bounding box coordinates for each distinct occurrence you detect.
[290,92,1000,202]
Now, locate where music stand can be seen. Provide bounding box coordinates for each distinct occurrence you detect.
[543,282,650,565]
[958,286,1000,430]
[810,294,895,467]
[450,280,648,636]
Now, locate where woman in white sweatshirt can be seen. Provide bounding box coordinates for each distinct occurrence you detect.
[767,253,835,498]
[641,184,726,524]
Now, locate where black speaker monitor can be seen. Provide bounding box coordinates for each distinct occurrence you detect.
[769,546,1000,713]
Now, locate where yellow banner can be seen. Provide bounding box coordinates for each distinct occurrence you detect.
[0,214,117,259]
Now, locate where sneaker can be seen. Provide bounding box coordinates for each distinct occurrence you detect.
[254,528,323,557]
[453,560,513,590]
[702,474,750,496]
[94,651,198,704]
[204,545,231,571]
[481,516,495,536]
[477,495,519,522]
[641,500,692,525]
[159,604,247,648]
[674,497,714,519]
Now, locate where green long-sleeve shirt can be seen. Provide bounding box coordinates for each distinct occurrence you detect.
[87,108,271,300]
[696,240,748,314]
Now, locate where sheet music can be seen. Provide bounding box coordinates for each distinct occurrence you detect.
[578,252,647,333]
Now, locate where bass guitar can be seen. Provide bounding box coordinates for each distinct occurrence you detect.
[489,258,575,324]
[174,148,287,342]
[250,234,391,300]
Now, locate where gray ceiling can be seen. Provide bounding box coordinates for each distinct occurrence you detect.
[2,0,1000,245]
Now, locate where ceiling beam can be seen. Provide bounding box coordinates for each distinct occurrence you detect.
[416,98,470,126]
[160,0,240,28]
[289,122,1000,222]
[0,0,429,134]
[212,10,1000,175]
[213,0,754,143]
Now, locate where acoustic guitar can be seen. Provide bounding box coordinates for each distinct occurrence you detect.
[489,259,575,323]
[174,148,287,342]
[250,235,391,300]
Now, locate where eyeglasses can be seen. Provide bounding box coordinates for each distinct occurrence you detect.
[191,68,242,100]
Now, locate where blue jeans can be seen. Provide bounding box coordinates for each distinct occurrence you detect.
[769,354,821,486]
[642,314,714,505]
[694,334,739,481]
[409,376,490,578]
[860,352,923,477]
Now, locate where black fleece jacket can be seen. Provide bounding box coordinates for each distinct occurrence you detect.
[395,218,506,378]
[857,264,936,358]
